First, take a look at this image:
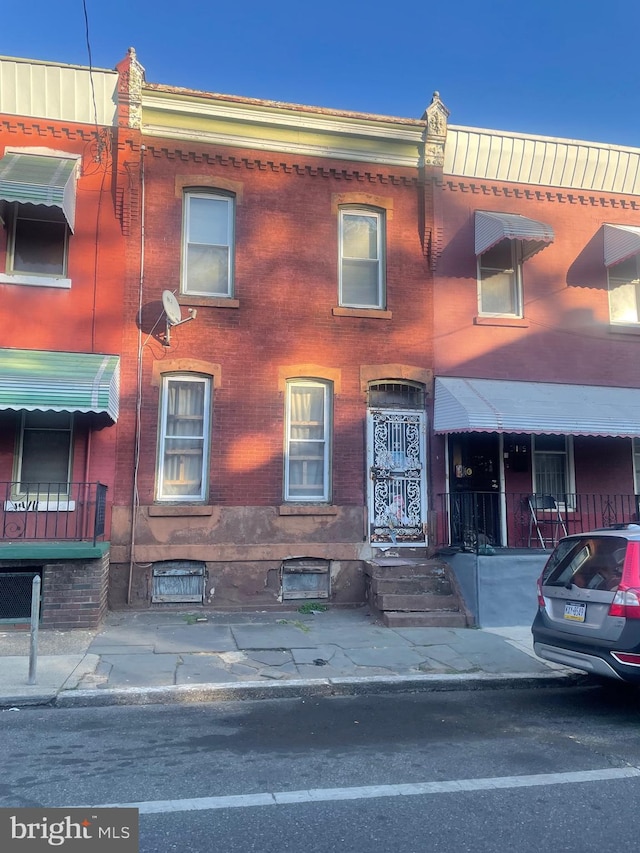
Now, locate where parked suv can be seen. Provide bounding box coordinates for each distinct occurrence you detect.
[532,524,640,683]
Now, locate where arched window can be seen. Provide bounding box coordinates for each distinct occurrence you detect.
[368,381,425,410]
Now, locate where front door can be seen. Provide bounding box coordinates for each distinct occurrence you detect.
[367,409,427,546]
[449,434,501,548]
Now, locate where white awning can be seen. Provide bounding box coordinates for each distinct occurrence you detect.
[475,211,555,260]
[434,376,640,438]
[0,153,78,231]
[603,223,640,268]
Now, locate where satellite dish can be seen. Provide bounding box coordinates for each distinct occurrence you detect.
[162,290,182,326]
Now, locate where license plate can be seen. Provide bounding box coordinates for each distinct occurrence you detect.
[564,601,586,622]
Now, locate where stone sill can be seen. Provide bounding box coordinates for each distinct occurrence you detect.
[473,316,528,328]
[179,296,240,309]
[332,307,392,319]
[278,505,338,516]
[148,505,214,517]
[608,324,640,336]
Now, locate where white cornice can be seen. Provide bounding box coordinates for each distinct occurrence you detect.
[142,122,423,168]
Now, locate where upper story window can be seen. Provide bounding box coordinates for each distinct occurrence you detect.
[478,239,522,317]
[157,374,212,502]
[284,380,332,502]
[608,255,640,324]
[182,191,234,297]
[339,208,385,308]
[475,211,554,319]
[0,152,78,289]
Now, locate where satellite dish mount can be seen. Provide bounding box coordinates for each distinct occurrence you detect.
[161,290,196,346]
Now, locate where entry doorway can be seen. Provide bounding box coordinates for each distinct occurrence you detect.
[448,434,502,548]
[367,399,427,546]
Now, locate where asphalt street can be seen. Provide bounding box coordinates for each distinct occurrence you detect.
[2,683,640,852]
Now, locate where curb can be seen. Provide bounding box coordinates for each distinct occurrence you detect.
[45,670,585,709]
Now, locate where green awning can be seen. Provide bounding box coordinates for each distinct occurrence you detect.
[0,153,78,231]
[0,349,120,422]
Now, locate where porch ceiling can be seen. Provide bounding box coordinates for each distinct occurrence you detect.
[434,376,640,437]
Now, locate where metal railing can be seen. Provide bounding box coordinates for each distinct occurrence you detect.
[0,482,107,545]
[435,492,640,551]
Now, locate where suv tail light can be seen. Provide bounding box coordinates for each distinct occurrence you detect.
[536,575,545,609]
[608,541,640,619]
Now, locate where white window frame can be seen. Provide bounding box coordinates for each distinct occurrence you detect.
[156,374,212,502]
[608,254,640,325]
[284,380,331,502]
[477,239,523,318]
[0,201,71,289]
[181,191,234,297]
[633,439,640,494]
[339,207,385,309]
[9,412,74,506]
[532,435,575,510]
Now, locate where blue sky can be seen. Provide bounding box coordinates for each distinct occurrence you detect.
[2,0,640,147]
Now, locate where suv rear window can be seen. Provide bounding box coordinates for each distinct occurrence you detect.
[542,536,627,591]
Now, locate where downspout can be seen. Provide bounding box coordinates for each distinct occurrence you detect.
[127,144,146,605]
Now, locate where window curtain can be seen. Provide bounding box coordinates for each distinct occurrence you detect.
[288,385,325,497]
[163,380,205,497]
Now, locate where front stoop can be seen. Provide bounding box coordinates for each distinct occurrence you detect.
[364,557,473,628]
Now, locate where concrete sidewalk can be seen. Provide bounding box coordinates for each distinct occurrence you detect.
[0,607,582,708]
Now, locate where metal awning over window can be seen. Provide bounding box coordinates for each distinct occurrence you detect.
[603,223,640,268]
[0,349,120,422]
[0,153,78,232]
[475,211,555,260]
[434,376,640,438]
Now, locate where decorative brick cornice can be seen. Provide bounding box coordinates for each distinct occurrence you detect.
[144,144,418,186]
[0,119,97,142]
[444,179,640,209]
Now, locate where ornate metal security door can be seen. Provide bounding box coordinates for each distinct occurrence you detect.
[367,409,427,545]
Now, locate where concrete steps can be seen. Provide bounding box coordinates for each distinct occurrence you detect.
[364,557,472,628]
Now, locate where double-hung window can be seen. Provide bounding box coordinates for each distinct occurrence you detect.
[285,380,331,502]
[14,412,73,500]
[478,239,522,317]
[0,152,78,288]
[182,191,234,297]
[608,255,640,324]
[339,208,385,308]
[532,435,574,507]
[157,375,211,501]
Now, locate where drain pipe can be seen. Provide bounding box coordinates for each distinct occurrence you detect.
[127,145,146,605]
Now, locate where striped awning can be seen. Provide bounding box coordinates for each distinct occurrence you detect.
[434,376,640,438]
[0,153,78,231]
[475,211,555,260]
[0,349,120,422]
[603,223,640,268]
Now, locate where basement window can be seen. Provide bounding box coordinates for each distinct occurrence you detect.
[281,558,330,600]
[151,560,206,603]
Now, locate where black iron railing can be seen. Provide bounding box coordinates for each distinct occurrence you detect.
[0,482,108,545]
[435,492,640,551]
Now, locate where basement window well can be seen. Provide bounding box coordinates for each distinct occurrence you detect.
[281,558,330,600]
[151,561,206,603]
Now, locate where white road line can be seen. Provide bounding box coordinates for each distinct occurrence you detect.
[81,767,640,815]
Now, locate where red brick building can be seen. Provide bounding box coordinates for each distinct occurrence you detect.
[0,55,125,627]
[108,52,445,609]
[430,124,640,556]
